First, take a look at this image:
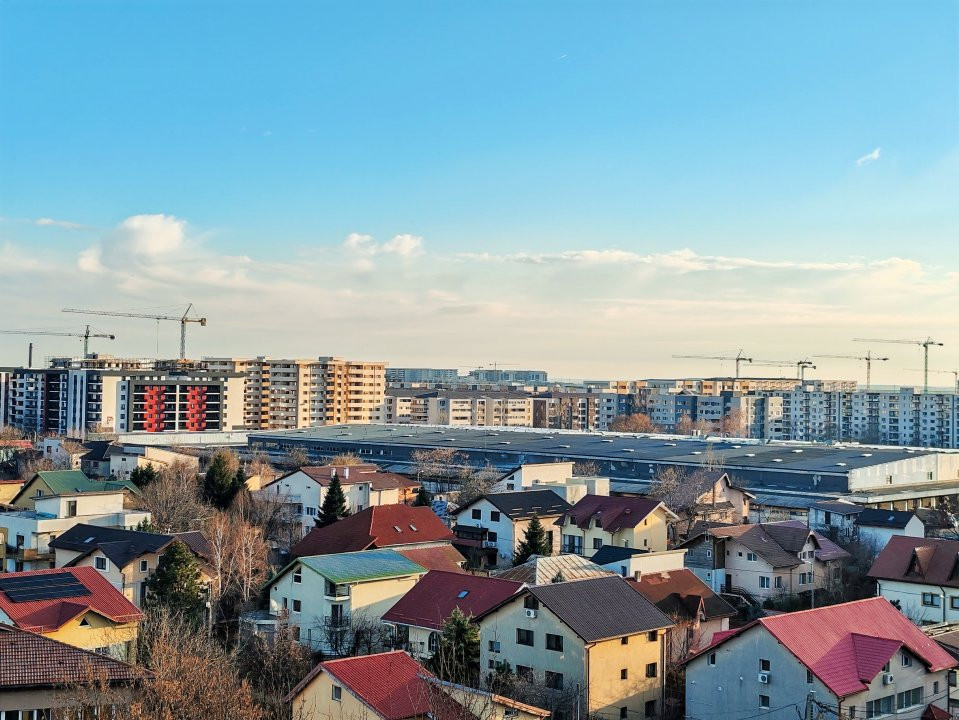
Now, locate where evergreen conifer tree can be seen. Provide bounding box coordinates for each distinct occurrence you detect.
[426,608,480,684]
[413,485,433,507]
[202,453,244,509]
[146,541,206,618]
[513,512,550,566]
[129,463,159,489]
[317,470,349,527]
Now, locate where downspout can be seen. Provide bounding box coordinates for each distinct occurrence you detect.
[941,586,948,623]
[585,641,592,715]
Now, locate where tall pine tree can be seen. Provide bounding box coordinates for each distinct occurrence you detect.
[413,485,433,507]
[317,470,349,527]
[203,453,245,510]
[513,512,550,566]
[426,608,480,685]
[146,541,206,618]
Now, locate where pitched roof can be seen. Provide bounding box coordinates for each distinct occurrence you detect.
[692,598,956,698]
[857,508,918,529]
[493,554,616,585]
[455,490,571,520]
[279,549,426,586]
[171,530,212,560]
[589,545,650,567]
[291,504,454,557]
[523,575,673,641]
[812,500,865,515]
[79,440,114,463]
[270,465,419,492]
[50,523,173,568]
[0,567,144,633]
[706,521,849,568]
[558,494,674,532]
[286,651,433,718]
[383,570,523,630]
[394,545,466,573]
[0,623,141,690]
[628,569,736,622]
[868,535,959,588]
[13,470,137,504]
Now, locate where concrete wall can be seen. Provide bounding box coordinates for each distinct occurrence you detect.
[876,579,959,625]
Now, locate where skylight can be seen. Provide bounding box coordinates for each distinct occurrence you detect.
[393,525,402,532]
[457,590,469,598]
[409,524,417,531]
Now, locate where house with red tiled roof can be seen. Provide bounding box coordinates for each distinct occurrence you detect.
[0,623,142,716]
[869,536,959,625]
[291,505,464,572]
[285,650,549,720]
[555,494,678,558]
[0,566,144,661]
[684,597,956,720]
[261,465,420,538]
[382,570,524,660]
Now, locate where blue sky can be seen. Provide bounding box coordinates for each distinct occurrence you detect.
[1,1,957,381]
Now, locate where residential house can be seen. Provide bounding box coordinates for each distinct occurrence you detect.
[9,470,137,510]
[39,437,86,470]
[263,549,427,653]
[808,500,864,539]
[452,490,571,568]
[50,523,213,608]
[869,536,959,624]
[286,650,550,720]
[0,623,141,718]
[684,597,956,720]
[591,546,689,580]
[555,495,678,558]
[263,465,421,538]
[810,500,925,549]
[680,521,849,600]
[628,569,736,659]
[106,444,200,481]
[79,440,114,478]
[0,566,144,661]
[493,553,615,585]
[492,462,575,491]
[476,575,674,719]
[0,487,151,572]
[687,471,754,527]
[291,504,464,572]
[382,570,523,660]
[0,479,23,505]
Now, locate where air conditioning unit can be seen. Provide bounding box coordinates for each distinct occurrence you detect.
[525,609,537,619]
[758,673,770,684]
[883,673,895,685]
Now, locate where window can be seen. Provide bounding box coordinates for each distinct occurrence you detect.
[774,576,783,589]
[900,652,912,667]
[922,592,942,607]
[546,633,563,652]
[428,632,439,654]
[545,671,563,690]
[593,538,603,550]
[621,636,629,645]
[806,669,814,684]
[306,506,316,516]
[139,559,148,573]
[95,556,108,571]
[896,687,922,710]
[292,599,301,613]
[759,695,770,709]
[706,549,712,558]
[760,659,771,672]
[645,662,658,678]
[331,684,342,701]
[471,509,481,520]
[491,511,500,522]
[645,700,657,718]
[292,568,302,584]
[516,665,534,682]
[488,531,498,542]
[66,500,77,517]
[760,576,771,589]
[488,640,501,653]
[934,681,940,695]
[620,668,628,680]
[866,695,893,718]
[707,652,716,666]
[747,552,758,562]
[951,597,959,610]
[799,572,813,585]
[524,596,539,610]
[516,628,534,646]
[647,630,657,642]
[620,708,627,720]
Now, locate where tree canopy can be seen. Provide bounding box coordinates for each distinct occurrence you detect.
[317,471,349,527]
[203,453,246,510]
[146,541,206,618]
[129,463,159,489]
[513,513,550,565]
[427,608,480,685]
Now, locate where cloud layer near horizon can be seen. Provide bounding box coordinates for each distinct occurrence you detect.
[2,213,957,384]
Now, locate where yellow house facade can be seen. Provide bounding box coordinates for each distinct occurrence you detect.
[557,495,677,558]
[477,575,673,718]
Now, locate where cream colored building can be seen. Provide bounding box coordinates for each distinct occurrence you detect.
[205,356,386,429]
[477,575,673,718]
[557,495,677,558]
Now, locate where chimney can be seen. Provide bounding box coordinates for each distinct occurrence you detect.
[633,570,642,582]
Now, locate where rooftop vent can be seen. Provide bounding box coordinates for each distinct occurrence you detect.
[861,453,873,457]
[772,458,783,463]
[792,449,803,454]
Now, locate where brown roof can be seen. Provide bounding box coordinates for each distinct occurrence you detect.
[557,494,673,532]
[0,623,141,690]
[383,570,523,630]
[395,545,466,573]
[868,535,959,589]
[292,504,454,557]
[276,465,419,492]
[628,569,736,622]
[707,521,849,568]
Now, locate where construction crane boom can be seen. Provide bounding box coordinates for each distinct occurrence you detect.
[854,337,943,393]
[0,325,115,357]
[63,304,206,360]
[812,352,889,391]
[672,349,753,378]
[906,368,959,394]
[749,358,816,382]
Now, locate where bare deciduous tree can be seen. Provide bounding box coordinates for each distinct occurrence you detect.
[285,447,310,470]
[572,460,600,477]
[609,413,659,433]
[329,452,366,466]
[136,460,210,533]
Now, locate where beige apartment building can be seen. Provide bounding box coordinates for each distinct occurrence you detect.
[204,356,385,429]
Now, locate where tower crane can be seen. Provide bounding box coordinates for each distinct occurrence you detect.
[62,304,206,360]
[0,325,115,357]
[750,359,816,382]
[811,352,889,391]
[853,337,943,393]
[905,368,959,394]
[671,349,753,378]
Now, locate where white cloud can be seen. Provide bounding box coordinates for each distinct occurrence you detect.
[342,232,424,258]
[856,147,881,167]
[35,217,89,231]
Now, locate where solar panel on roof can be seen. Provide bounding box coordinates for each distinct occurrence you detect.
[0,573,92,603]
